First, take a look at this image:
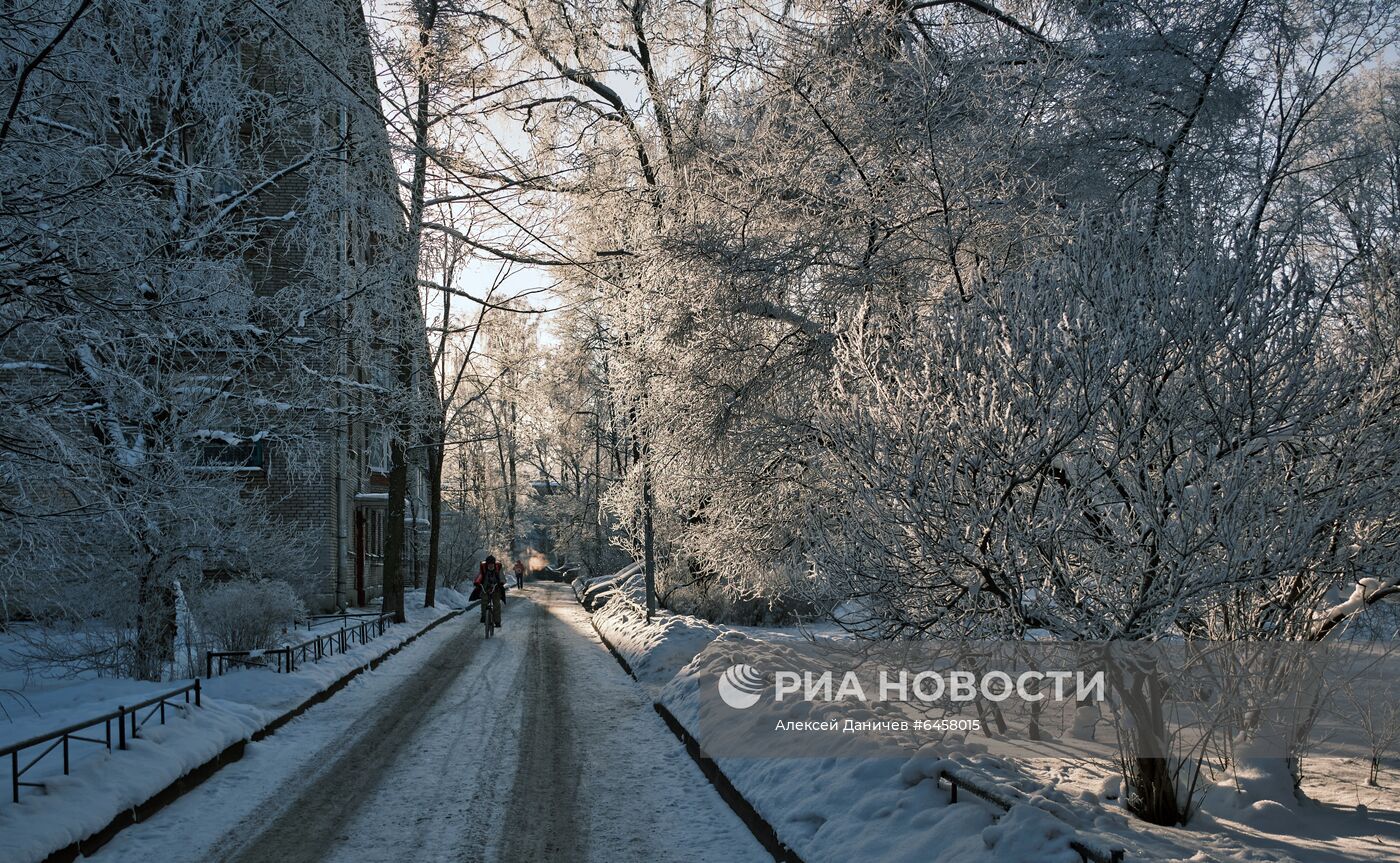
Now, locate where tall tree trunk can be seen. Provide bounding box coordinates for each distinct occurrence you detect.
[383,337,413,622]
[592,410,603,576]
[424,440,444,606]
[507,398,518,560]
[382,0,439,624]
[382,433,408,622]
[643,471,656,620]
[132,526,176,681]
[133,563,175,681]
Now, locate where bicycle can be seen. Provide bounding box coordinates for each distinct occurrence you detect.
[481,589,502,638]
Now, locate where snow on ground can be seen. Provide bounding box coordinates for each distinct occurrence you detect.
[584,566,726,690]
[0,589,469,863]
[0,692,263,863]
[90,608,491,863]
[578,566,1400,863]
[92,582,768,863]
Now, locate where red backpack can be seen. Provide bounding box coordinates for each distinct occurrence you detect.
[476,560,502,587]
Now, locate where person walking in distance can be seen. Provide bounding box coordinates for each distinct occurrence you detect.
[475,555,506,631]
[513,558,525,590]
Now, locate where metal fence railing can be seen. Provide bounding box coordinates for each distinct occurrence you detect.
[1,680,202,804]
[286,612,393,668]
[299,611,386,631]
[205,646,295,676]
[3,609,427,809]
[205,613,396,678]
[936,765,1126,863]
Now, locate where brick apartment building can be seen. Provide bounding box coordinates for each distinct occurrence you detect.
[0,0,432,626]
[226,1,435,613]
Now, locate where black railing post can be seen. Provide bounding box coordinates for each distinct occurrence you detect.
[117,706,126,750]
[206,652,213,679]
[63,734,69,774]
[195,677,201,707]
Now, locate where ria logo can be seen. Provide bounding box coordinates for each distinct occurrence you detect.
[717,664,765,709]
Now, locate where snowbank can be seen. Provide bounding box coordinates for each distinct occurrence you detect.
[577,562,640,610]
[578,565,1400,863]
[198,589,467,725]
[589,568,724,690]
[658,633,1098,863]
[573,568,1092,863]
[0,700,260,863]
[0,590,469,863]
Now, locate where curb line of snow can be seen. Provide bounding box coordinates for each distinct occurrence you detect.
[650,701,806,863]
[41,600,477,863]
[250,600,477,743]
[580,588,1133,863]
[580,599,806,863]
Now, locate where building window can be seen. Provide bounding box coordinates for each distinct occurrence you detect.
[368,427,389,473]
[368,509,384,557]
[196,434,266,471]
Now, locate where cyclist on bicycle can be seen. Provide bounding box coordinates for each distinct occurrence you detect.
[475,555,506,631]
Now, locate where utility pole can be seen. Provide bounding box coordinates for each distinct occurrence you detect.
[593,406,602,576]
[575,407,605,578]
[642,467,656,621]
[598,253,657,619]
[633,409,657,622]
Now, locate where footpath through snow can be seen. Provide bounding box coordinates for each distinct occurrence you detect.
[82,581,767,863]
[580,564,1400,863]
[0,588,472,863]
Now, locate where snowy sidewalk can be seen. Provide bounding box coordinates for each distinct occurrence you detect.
[89,582,769,863]
[577,568,1400,863]
[0,591,468,863]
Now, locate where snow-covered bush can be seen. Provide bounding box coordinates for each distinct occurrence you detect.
[659,559,822,626]
[1345,681,1400,786]
[806,217,1400,824]
[193,580,306,653]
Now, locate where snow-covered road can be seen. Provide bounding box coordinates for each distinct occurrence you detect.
[93,583,769,863]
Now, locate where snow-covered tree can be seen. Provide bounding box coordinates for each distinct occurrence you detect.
[452,0,1400,823]
[1,0,406,678]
